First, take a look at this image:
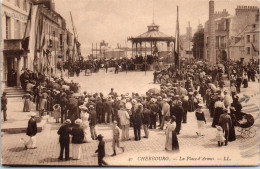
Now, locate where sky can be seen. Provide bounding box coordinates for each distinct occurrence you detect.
[54,0,259,55]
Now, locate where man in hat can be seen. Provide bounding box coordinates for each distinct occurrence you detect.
[149,98,158,129]
[160,98,170,130]
[22,113,37,149]
[172,100,184,134]
[95,134,107,166]
[111,121,124,156]
[118,103,130,141]
[218,109,232,146]
[57,119,71,161]
[1,92,7,121]
[95,96,103,124]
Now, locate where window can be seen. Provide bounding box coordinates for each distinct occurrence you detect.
[247,47,250,55]
[247,35,250,43]
[6,16,11,39]
[253,35,256,42]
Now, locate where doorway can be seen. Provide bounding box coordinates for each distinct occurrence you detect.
[7,57,17,87]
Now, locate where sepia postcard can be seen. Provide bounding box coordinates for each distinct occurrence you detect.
[1,0,259,167]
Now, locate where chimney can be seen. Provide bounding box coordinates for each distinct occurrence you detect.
[208,0,216,65]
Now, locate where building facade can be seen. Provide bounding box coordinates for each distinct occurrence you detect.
[204,4,259,64]
[1,0,32,90]
[1,0,73,91]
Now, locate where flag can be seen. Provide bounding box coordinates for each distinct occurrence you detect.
[174,6,180,69]
[22,3,32,50]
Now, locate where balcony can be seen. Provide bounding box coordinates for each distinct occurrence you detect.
[3,39,28,57]
[4,39,23,50]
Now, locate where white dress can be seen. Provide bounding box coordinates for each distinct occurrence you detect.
[81,112,92,142]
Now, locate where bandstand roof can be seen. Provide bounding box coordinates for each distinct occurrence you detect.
[128,22,175,43]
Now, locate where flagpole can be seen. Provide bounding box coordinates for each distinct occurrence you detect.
[177,6,180,71]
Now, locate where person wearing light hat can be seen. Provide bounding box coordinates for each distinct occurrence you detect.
[160,97,170,130]
[57,119,71,161]
[22,112,38,149]
[111,121,125,156]
[215,125,225,147]
[80,105,92,143]
[118,103,130,141]
[195,103,206,136]
[53,104,61,123]
[70,119,84,160]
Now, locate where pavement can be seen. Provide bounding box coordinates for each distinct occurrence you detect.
[1,70,259,166]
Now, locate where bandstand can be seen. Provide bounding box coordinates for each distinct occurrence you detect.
[127,22,175,58]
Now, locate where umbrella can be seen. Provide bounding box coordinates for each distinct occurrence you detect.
[147,88,160,94]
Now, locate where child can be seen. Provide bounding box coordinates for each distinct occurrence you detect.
[95,134,107,166]
[216,126,225,147]
[53,104,61,123]
[111,121,124,156]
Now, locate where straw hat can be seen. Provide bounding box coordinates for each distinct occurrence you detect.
[89,105,95,109]
[216,125,222,131]
[132,99,137,104]
[75,119,82,125]
[30,112,36,117]
[198,103,203,107]
[125,102,132,110]
[113,121,118,124]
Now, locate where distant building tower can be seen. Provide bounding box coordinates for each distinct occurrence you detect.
[208,0,216,65]
[186,21,192,50]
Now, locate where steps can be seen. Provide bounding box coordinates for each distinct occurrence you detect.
[4,87,26,98]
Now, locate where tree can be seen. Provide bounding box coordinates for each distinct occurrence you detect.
[192,28,204,60]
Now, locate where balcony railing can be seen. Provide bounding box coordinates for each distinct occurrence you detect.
[4,39,23,51]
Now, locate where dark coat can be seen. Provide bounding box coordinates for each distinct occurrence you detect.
[172,105,184,122]
[142,108,151,124]
[1,95,7,111]
[133,109,144,127]
[95,140,105,158]
[26,117,37,136]
[218,113,232,131]
[96,100,103,113]
[57,124,71,144]
[89,110,97,126]
[70,125,84,144]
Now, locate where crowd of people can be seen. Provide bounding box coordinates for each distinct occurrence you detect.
[2,58,258,166]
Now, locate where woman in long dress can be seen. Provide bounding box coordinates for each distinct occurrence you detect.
[70,119,84,160]
[165,116,179,152]
[23,93,32,112]
[79,105,92,143]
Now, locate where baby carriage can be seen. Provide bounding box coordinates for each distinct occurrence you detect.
[235,113,256,138]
